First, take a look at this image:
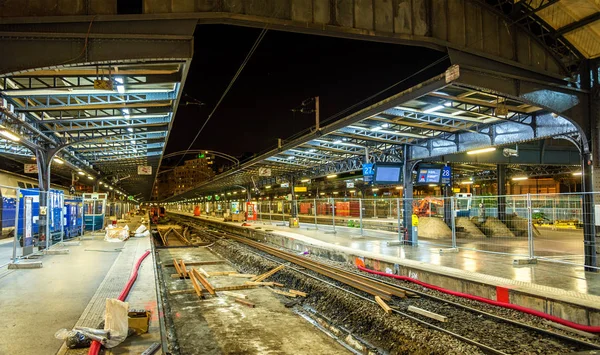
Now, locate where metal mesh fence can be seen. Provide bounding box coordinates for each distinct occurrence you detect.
[165,192,600,271]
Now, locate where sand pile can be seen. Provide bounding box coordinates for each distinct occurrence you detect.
[456,217,486,238]
[473,217,515,238]
[505,214,541,237]
[417,217,452,239]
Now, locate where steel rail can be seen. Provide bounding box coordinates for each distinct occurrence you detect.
[170,214,600,353]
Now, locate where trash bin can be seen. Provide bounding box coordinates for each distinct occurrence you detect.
[289,218,299,228]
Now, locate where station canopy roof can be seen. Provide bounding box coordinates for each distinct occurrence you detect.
[529,0,600,59]
[166,66,580,202]
[0,60,186,200]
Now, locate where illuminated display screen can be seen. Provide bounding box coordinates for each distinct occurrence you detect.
[374,164,402,184]
[416,165,444,184]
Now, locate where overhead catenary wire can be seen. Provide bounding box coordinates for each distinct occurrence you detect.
[173,28,269,168]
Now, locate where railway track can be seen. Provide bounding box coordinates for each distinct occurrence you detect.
[167,215,600,355]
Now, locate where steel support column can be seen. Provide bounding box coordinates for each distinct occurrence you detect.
[402,145,416,245]
[34,148,52,250]
[582,152,597,271]
[443,184,452,226]
[497,164,507,223]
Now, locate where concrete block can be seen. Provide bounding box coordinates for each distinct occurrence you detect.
[57,0,85,15]
[45,249,70,255]
[354,0,374,30]
[336,0,354,28]
[447,0,466,47]
[590,310,600,327]
[144,0,170,13]
[62,241,81,246]
[313,0,330,24]
[374,0,393,33]
[394,0,413,34]
[171,0,195,12]
[291,0,313,22]
[510,292,546,313]
[548,301,589,326]
[90,0,116,14]
[412,0,429,36]
[8,261,43,269]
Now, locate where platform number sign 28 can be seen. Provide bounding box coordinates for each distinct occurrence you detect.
[441,166,451,185]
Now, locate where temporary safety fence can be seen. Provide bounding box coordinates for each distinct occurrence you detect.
[229,193,596,271]
[171,192,598,271]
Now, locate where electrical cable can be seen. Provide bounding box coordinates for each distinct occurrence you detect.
[88,250,151,355]
[173,28,269,168]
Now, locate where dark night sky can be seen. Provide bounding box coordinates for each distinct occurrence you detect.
[165,25,447,162]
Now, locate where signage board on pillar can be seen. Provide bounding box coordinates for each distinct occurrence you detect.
[294,186,307,192]
[24,164,38,174]
[137,166,152,175]
[280,182,289,188]
[441,166,451,185]
[346,182,355,188]
[362,163,374,184]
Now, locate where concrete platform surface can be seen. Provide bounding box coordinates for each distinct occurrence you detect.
[0,217,158,355]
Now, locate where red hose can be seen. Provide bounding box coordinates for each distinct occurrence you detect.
[88,250,151,355]
[358,265,600,333]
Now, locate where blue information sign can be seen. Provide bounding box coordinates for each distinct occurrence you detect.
[362,163,374,184]
[441,166,451,185]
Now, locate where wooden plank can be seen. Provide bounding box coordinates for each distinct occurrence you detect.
[221,291,248,299]
[169,289,195,295]
[228,274,256,278]
[192,268,216,295]
[197,267,210,278]
[179,260,189,278]
[267,287,297,298]
[172,258,183,277]
[165,260,227,267]
[289,289,307,297]
[189,271,203,298]
[214,285,257,292]
[375,296,392,314]
[253,265,285,282]
[207,271,238,276]
[407,305,447,322]
[171,274,189,279]
[244,281,275,286]
[235,298,256,308]
[543,321,598,339]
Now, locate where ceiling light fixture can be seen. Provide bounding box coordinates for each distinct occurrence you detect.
[467,147,496,155]
[0,130,21,142]
[423,105,444,113]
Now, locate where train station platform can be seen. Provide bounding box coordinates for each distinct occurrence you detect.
[0,216,160,355]
[169,211,600,328]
